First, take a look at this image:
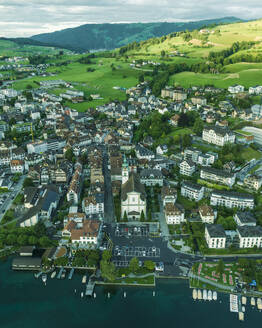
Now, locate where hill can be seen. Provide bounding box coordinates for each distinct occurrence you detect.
[30,17,241,52]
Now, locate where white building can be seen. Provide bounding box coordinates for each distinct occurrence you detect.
[181,181,204,201]
[180,159,196,176]
[237,226,262,248]
[205,224,226,249]
[66,162,82,204]
[82,194,104,218]
[244,174,262,191]
[200,167,236,187]
[164,203,185,225]
[199,205,215,224]
[234,212,256,227]
[249,86,262,95]
[228,85,244,94]
[10,159,24,174]
[140,169,163,186]
[161,186,177,206]
[202,126,235,146]
[210,190,254,210]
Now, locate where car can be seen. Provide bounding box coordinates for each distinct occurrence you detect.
[139,261,143,267]
[142,251,146,257]
[152,247,156,252]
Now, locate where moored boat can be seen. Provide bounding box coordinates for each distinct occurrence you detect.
[82,275,87,284]
[192,289,197,300]
[197,289,202,300]
[257,298,262,310]
[251,297,256,306]
[208,290,212,301]
[51,271,56,279]
[213,291,217,301]
[42,274,47,284]
[203,289,207,301]
[241,296,247,305]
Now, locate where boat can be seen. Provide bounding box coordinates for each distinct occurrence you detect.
[251,297,256,306]
[42,274,47,284]
[242,306,245,313]
[257,298,262,310]
[34,272,42,279]
[203,289,207,301]
[241,296,247,305]
[82,275,87,284]
[192,289,197,300]
[197,289,202,300]
[208,290,212,301]
[230,294,238,313]
[61,270,66,279]
[239,312,244,321]
[51,271,56,279]
[213,291,217,301]
[81,292,84,298]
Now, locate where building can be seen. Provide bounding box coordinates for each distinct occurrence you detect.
[170,114,180,127]
[82,193,104,218]
[228,85,244,94]
[19,246,35,257]
[140,169,163,186]
[181,181,204,201]
[242,127,262,145]
[135,144,155,160]
[244,174,262,191]
[10,159,25,174]
[62,219,102,247]
[66,162,82,204]
[199,205,215,224]
[179,159,196,177]
[161,186,177,206]
[12,257,42,271]
[200,167,236,187]
[237,226,262,248]
[164,203,185,225]
[121,167,146,220]
[210,190,254,210]
[202,126,235,146]
[205,224,226,249]
[234,212,256,227]
[249,86,262,95]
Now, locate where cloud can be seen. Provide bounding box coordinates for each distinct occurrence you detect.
[0,0,261,37]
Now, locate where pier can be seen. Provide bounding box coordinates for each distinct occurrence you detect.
[85,278,95,296]
[68,268,74,280]
[57,267,64,279]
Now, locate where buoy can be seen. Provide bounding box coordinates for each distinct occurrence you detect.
[124,292,126,298]
[94,293,96,298]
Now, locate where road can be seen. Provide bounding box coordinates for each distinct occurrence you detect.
[102,147,115,224]
[0,175,26,223]
[158,195,170,240]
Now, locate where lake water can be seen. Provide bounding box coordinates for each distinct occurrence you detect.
[0,258,260,328]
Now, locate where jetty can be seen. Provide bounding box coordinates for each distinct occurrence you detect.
[230,294,238,313]
[57,267,64,279]
[85,278,95,296]
[68,268,74,280]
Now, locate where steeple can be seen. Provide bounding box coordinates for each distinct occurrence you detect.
[122,154,129,185]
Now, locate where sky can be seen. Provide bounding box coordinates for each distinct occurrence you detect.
[0,0,262,37]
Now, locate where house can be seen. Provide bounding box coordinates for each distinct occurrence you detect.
[205,224,226,249]
[191,97,207,106]
[237,226,262,248]
[170,114,180,127]
[234,212,256,227]
[135,144,155,160]
[210,190,254,210]
[249,86,262,95]
[202,126,235,146]
[121,161,146,220]
[244,175,262,191]
[181,181,204,201]
[200,167,236,187]
[179,159,196,177]
[10,159,25,174]
[228,85,244,94]
[66,162,82,204]
[161,186,177,206]
[164,203,185,225]
[199,205,215,224]
[62,219,102,247]
[156,144,168,155]
[82,193,104,219]
[140,169,163,187]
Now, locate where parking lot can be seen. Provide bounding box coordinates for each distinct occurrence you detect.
[115,225,149,237]
[114,245,160,258]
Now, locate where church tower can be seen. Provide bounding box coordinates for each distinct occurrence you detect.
[122,155,129,185]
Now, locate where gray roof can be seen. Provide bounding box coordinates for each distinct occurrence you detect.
[237,226,262,238]
[140,169,163,179]
[204,125,234,137]
[12,257,42,267]
[211,190,254,201]
[235,212,256,225]
[201,167,234,178]
[182,181,203,192]
[206,224,226,238]
[121,173,146,201]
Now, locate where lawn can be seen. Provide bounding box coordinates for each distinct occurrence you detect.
[197,179,230,191]
[241,147,262,161]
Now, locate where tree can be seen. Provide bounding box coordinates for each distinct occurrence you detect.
[6,234,17,245]
[17,234,28,246]
[23,177,34,188]
[129,257,139,273]
[182,134,191,148]
[102,250,112,262]
[123,211,128,221]
[100,260,116,281]
[138,74,144,83]
[34,222,46,237]
[193,117,204,136]
[140,210,145,222]
[65,148,74,162]
[216,259,224,274]
[28,235,37,245]
[39,236,52,247]
[144,260,155,271]
[161,50,166,57]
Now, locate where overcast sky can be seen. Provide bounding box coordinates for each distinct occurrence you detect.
[0,0,261,37]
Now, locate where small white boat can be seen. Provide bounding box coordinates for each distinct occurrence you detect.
[34,272,42,279]
[61,270,66,279]
[197,289,202,300]
[81,292,84,298]
[203,289,207,301]
[82,275,87,284]
[193,289,197,300]
[208,290,212,301]
[251,297,256,306]
[257,298,262,310]
[213,291,217,301]
[239,312,244,321]
[241,296,247,305]
[42,274,47,284]
[124,292,126,298]
[242,306,245,313]
[51,271,56,279]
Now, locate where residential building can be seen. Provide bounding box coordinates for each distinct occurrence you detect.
[200,167,236,187]
[164,203,185,225]
[228,85,244,94]
[234,212,256,227]
[199,205,215,224]
[161,186,177,206]
[179,159,196,177]
[244,174,262,191]
[202,126,235,146]
[181,181,204,201]
[10,159,25,173]
[66,162,82,204]
[82,193,104,218]
[205,224,226,249]
[237,226,262,248]
[210,190,254,210]
[140,169,163,186]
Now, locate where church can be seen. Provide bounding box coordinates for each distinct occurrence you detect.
[121,156,147,221]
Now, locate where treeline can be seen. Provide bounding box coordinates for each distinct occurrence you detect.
[28,55,49,65]
[208,41,257,65]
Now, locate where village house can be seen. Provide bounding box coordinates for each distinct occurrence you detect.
[161,186,177,206]
[164,203,185,225]
[66,162,82,204]
[179,159,196,177]
[10,159,25,174]
[198,205,215,224]
[181,181,204,201]
[237,226,262,249]
[205,224,226,249]
[140,169,163,187]
[202,126,235,146]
